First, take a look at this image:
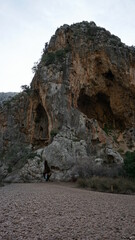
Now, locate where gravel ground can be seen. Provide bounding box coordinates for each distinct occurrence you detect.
[0,183,135,240]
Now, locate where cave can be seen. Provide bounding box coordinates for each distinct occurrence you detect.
[33,103,49,146]
[77,90,124,130]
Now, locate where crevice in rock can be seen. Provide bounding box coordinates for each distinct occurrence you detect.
[51,165,60,171]
[103,69,115,81]
[33,103,49,146]
[77,89,125,130]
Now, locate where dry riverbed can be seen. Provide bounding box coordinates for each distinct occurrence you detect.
[0,182,135,240]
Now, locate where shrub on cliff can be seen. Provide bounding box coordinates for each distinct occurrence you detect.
[42,52,56,65]
[32,61,39,73]
[55,49,66,62]
[41,48,69,66]
[21,85,31,95]
[50,128,59,140]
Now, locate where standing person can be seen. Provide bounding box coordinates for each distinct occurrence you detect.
[43,160,51,181]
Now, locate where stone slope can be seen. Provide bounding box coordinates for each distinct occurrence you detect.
[0,92,17,104]
[0,21,135,182]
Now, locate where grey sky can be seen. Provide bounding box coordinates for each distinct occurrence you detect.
[0,0,135,92]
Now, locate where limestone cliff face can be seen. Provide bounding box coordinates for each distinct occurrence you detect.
[1,21,135,182]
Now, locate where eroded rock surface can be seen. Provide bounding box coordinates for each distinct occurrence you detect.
[1,21,135,182]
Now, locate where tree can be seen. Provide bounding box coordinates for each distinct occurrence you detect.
[32,62,39,73]
[21,85,31,94]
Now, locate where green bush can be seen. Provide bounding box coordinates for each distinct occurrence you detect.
[2,144,40,173]
[64,46,71,53]
[42,52,55,66]
[3,100,11,108]
[32,61,39,73]
[77,177,135,194]
[41,47,70,66]
[8,165,12,173]
[76,159,123,178]
[103,123,112,135]
[21,85,31,95]
[87,27,97,39]
[124,151,135,178]
[77,178,89,188]
[55,49,65,62]
[50,129,58,138]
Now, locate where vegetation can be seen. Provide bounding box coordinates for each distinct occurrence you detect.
[124,151,135,178]
[50,129,59,139]
[56,49,66,61]
[0,182,4,187]
[32,61,39,73]
[21,85,31,94]
[76,159,123,179]
[76,150,135,194]
[3,100,11,108]
[31,45,71,73]
[7,165,12,173]
[1,93,20,109]
[103,123,112,135]
[0,92,17,104]
[41,47,70,66]
[87,27,97,38]
[2,143,40,174]
[42,52,56,66]
[77,177,135,194]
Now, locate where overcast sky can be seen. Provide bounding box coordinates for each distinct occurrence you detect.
[0,0,135,92]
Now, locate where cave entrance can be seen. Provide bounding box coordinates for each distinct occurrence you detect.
[77,90,124,130]
[33,103,49,146]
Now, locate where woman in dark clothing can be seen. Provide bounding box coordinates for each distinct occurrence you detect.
[43,160,51,181]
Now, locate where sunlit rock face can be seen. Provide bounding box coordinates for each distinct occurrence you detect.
[1,21,135,182]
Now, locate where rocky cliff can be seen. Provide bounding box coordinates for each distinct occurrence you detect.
[1,21,135,182]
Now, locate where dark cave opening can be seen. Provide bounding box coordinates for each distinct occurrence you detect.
[103,69,115,81]
[33,103,49,146]
[77,90,124,130]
